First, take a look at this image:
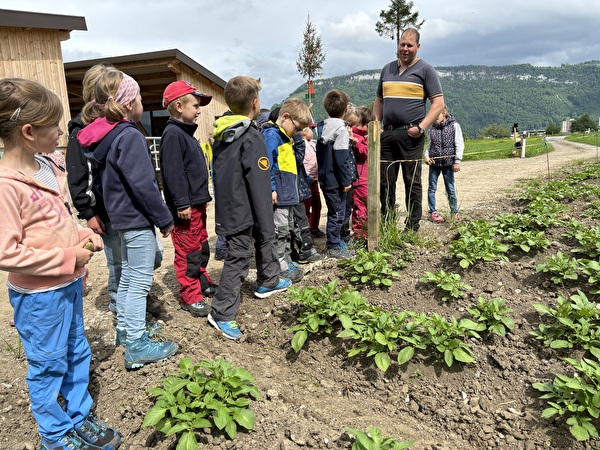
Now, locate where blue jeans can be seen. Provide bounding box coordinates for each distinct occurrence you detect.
[101,222,122,308]
[322,188,347,249]
[427,165,458,214]
[9,280,92,441]
[117,228,156,341]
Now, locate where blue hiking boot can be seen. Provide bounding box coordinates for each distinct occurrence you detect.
[40,431,103,450]
[281,261,304,282]
[115,321,165,347]
[75,415,121,450]
[254,277,292,299]
[207,313,243,340]
[326,242,355,259]
[124,334,178,370]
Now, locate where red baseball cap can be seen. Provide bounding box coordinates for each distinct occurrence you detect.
[162,80,212,108]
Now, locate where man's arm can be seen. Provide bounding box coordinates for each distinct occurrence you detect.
[420,95,445,131]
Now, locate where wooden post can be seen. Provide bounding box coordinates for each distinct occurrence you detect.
[520,133,527,158]
[367,121,380,251]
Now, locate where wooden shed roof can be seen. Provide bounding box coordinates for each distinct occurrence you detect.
[0,8,87,34]
[64,49,227,114]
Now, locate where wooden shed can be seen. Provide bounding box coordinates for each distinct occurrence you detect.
[0,9,87,149]
[64,49,228,145]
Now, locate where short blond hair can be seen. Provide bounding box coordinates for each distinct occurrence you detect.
[224,76,261,115]
[278,98,311,130]
[166,93,195,116]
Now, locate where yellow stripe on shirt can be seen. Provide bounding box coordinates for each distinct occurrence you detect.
[382,81,424,99]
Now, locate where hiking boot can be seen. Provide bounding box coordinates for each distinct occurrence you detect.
[202,284,218,297]
[124,334,178,370]
[281,261,304,282]
[214,248,227,261]
[298,247,326,264]
[75,415,121,450]
[429,211,445,223]
[207,313,242,340]
[40,430,103,450]
[254,277,292,299]
[115,321,165,347]
[326,242,354,260]
[180,299,210,317]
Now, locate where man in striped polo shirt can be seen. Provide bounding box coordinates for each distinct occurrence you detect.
[373,28,445,232]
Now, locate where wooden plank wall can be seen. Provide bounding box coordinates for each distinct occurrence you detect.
[0,26,71,148]
[179,65,228,144]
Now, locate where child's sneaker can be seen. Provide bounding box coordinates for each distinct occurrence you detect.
[207,314,243,340]
[75,415,121,450]
[40,430,103,450]
[429,211,445,223]
[326,242,354,260]
[281,261,304,282]
[298,247,325,264]
[124,334,178,370]
[254,277,292,298]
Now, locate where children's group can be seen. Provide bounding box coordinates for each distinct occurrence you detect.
[0,66,374,450]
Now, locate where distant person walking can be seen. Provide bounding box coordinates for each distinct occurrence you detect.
[373,27,445,232]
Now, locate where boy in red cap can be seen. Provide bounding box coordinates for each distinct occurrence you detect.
[159,80,218,317]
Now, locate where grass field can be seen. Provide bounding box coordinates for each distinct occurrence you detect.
[459,136,551,161]
[565,131,600,147]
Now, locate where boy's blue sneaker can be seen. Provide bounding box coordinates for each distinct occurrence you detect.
[207,313,243,340]
[75,415,121,450]
[254,277,292,299]
[281,261,304,283]
[326,242,355,260]
[40,430,103,450]
[115,321,165,347]
[124,334,178,370]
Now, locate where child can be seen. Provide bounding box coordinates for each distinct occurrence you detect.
[316,90,355,259]
[78,69,178,369]
[350,106,374,240]
[424,105,464,223]
[159,80,218,317]
[301,126,325,237]
[341,108,360,243]
[261,99,312,280]
[210,76,291,340]
[66,62,124,314]
[0,78,121,449]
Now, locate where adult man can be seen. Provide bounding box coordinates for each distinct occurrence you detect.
[373,28,445,231]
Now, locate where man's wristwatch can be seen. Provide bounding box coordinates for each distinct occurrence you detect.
[416,124,425,135]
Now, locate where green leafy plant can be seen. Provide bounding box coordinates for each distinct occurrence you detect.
[420,269,472,302]
[579,259,600,294]
[287,280,369,352]
[143,357,262,448]
[345,425,414,449]
[536,251,580,284]
[467,297,515,336]
[533,357,600,442]
[448,219,509,268]
[530,291,600,359]
[339,248,400,288]
[417,313,485,367]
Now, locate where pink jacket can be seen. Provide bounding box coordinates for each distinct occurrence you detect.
[303,139,318,182]
[0,156,93,290]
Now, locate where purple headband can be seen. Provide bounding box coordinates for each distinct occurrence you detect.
[113,72,139,107]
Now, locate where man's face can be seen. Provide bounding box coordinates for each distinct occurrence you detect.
[397,32,419,65]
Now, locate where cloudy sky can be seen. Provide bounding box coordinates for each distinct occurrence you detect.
[3,0,599,106]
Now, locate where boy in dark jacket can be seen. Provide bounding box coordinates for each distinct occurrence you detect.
[159,81,218,317]
[210,76,291,340]
[316,90,355,259]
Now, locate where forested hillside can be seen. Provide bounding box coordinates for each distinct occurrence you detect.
[286,61,600,138]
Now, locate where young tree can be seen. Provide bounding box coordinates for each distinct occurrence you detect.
[375,0,424,46]
[296,12,325,110]
[545,123,561,135]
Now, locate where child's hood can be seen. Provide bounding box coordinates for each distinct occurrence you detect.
[320,117,346,144]
[77,117,128,148]
[79,119,136,166]
[213,115,253,143]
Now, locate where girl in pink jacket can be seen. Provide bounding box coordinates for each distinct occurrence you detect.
[0,78,120,450]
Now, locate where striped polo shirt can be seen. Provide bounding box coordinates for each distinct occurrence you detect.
[376,58,443,127]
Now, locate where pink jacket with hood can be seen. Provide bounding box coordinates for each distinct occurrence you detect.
[0,155,94,290]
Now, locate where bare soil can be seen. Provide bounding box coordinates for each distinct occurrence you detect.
[1,137,600,450]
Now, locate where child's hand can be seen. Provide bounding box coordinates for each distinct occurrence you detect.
[177,207,192,220]
[80,234,104,252]
[424,157,433,166]
[452,163,461,173]
[343,184,351,192]
[272,191,278,205]
[75,237,101,267]
[160,223,174,238]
